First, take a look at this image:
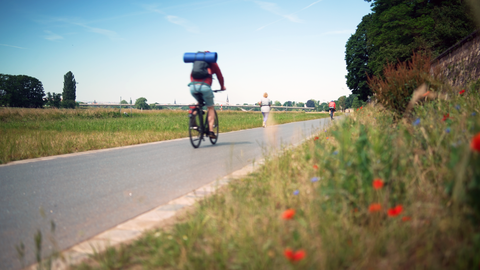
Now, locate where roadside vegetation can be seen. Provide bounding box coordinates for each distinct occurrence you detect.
[71,79,480,269]
[0,109,331,164]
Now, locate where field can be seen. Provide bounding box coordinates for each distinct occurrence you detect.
[0,108,331,164]
[70,88,480,270]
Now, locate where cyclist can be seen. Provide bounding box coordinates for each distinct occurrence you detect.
[188,52,226,139]
[328,100,336,120]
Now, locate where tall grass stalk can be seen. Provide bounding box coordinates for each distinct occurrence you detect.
[74,86,479,269]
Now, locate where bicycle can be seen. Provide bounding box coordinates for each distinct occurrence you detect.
[329,108,335,120]
[188,90,224,148]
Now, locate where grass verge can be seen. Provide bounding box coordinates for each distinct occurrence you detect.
[0,108,332,164]
[72,88,480,269]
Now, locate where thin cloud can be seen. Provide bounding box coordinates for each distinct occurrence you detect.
[256,0,322,31]
[44,30,63,41]
[166,15,200,34]
[254,1,303,23]
[0,43,26,49]
[144,4,200,34]
[37,17,121,40]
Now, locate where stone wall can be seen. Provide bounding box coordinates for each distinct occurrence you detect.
[431,30,480,87]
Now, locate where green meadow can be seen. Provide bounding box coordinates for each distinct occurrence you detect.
[0,108,331,164]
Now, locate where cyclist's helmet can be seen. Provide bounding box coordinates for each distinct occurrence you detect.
[331,100,334,102]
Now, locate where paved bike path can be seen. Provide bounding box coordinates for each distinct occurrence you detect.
[0,117,333,270]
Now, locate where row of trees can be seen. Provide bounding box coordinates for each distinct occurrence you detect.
[0,71,77,108]
[345,0,476,101]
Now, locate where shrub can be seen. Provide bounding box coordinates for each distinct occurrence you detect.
[367,52,443,117]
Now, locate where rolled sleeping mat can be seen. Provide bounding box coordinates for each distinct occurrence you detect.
[183,52,217,63]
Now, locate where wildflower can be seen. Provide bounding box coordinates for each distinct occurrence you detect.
[293,190,299,195]
[284,248,306,262]
[368,203,382,212]
[471,132,480,152]
[446,127,451,133]
[472,112,477,116]
[282,209,295,220]
[401,216,411,222]
[372,179,384,190]
[314,136,319,141]
[422,91,430,97]
[455,105,460,111]
[387,205,403,217]
[333,151,338,155]
[413,118,420,126]
[459,89,465,95]
[326,137,329,140]
[313,165,318,170]
[311,177,319,182]
[442,113,449,122]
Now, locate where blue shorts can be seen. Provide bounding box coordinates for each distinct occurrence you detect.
[190,83,214,107]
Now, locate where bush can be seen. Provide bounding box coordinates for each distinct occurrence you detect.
[367,52,443,117]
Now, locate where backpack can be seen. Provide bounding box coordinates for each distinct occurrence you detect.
[191,60,210,79]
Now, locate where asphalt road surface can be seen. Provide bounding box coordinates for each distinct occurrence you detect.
[0,117,333,270]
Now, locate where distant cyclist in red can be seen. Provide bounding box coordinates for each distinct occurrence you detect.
[188,51,226,139]
[328,100,336,120]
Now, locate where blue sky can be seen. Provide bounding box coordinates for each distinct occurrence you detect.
[0,0,372,105]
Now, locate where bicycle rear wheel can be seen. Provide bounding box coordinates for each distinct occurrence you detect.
[189,108,203,148]
[206,110,219,144]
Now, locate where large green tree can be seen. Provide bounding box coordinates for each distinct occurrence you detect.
[346,0,476,101]
[135,97,150,110]
[0,74,45,108]
[306,99,316,108]
[337,96,346,112]
[345,14,373,101]
[62,71,76,108]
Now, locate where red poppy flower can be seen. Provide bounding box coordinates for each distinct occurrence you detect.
[360,106,363,109]
[387,205,403,217]
[471,132,480,152]
[314,136,319,141]
[372,179,384,190]
[368,203,382,212]
[284,248,306,262]
[401,216,411,222]
[442,113,449,122]
[282,209,295,220]
[313,165,318,170]
[459,89,465,95]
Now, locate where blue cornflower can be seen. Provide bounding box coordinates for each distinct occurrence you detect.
[311,177,319,182]
[455,105,460,111]
[293,190,299,195]
[413,118,420,126]
[472,112,477,116]
[446,127,451,133]
[333,151,339,155]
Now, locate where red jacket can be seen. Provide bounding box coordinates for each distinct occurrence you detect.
[190,62,225,88]
[329,101,336,109]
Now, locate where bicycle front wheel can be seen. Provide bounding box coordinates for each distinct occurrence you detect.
[206,110,219,145]
[189,108,203,148]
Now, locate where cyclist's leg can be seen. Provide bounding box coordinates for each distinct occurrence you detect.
[189,85,204,127]
[198,84,215,136]
[207,106,215,132]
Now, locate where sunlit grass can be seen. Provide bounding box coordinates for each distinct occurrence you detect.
[73,86,479,269]
[0,108,330,164]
